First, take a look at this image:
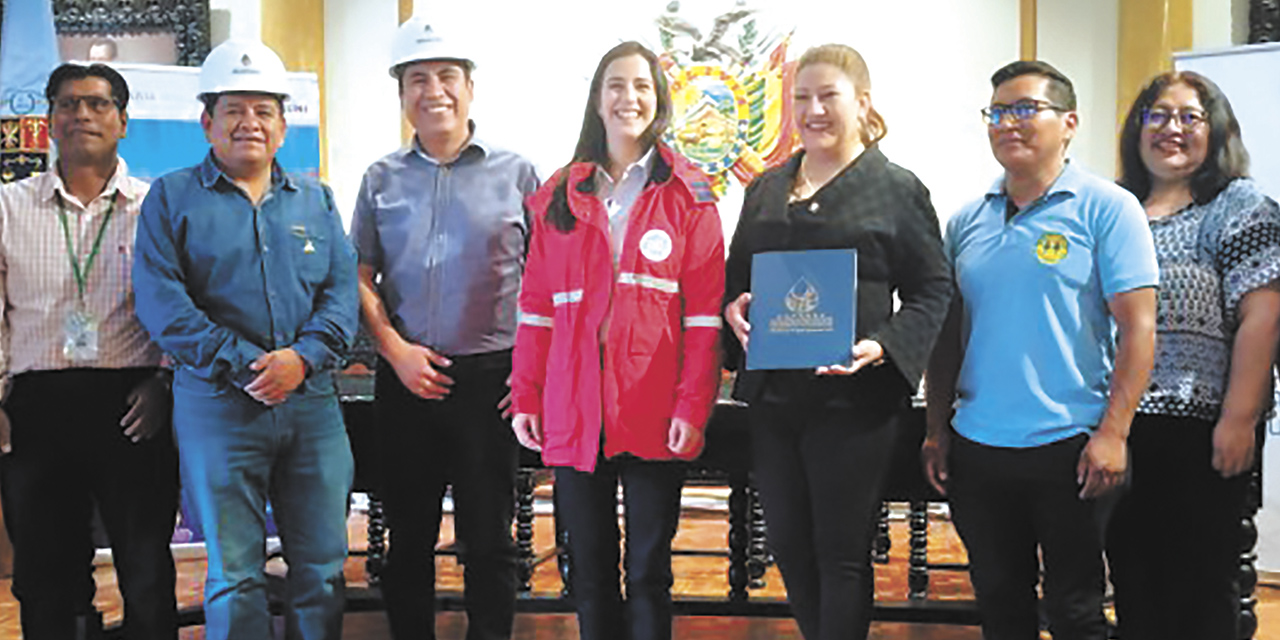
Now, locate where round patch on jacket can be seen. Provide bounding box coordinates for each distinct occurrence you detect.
[639,229,673,262]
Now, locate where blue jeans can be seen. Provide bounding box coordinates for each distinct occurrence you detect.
[174,380,353,640]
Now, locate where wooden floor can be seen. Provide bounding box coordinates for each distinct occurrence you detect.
[2,492,1278,639]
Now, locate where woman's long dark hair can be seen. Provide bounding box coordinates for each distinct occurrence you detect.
[1117,70,1249,205]
[546,41,672,233]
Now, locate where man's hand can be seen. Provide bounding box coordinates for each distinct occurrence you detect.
[921,429,950,496]
[816,340,884,376]
[512,413,543,452]
[1077,428,1128,499]
[724,292,752,350]
[1212,417,1257,478]
[245,349,307,406]
[0,408,10,454]
[121,373,172,442]
[386,341,455,400]
[667,417,704,456]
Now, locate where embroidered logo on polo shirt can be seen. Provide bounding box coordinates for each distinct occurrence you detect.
[1036,232,1068,265]
[639,229,673,262]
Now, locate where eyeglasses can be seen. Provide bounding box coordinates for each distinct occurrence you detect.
[981,100,1068,126]
[1141,108,1207,130]
[52,95,118,115]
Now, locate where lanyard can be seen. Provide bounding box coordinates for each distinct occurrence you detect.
[55,191,117,303]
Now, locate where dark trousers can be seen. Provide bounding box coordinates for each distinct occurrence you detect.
[555,456,685,640]
[0,368,179,640]
[374,352,519,640]
[1106,414,1249,640]
[947,432,1114,640]
[746,401,899,640]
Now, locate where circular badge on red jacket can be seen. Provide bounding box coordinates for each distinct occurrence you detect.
[639,229,673,262]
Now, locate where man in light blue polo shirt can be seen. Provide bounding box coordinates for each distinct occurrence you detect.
[923,60,1158,640]
[349,17,538,640]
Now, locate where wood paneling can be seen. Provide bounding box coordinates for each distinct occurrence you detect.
[1117,0,1193,135]
[261,0,326,178]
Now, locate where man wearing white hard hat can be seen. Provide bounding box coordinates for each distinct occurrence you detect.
[132,39,358,640]
[349,16,537,640]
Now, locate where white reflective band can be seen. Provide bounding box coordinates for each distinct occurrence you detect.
[683,315,723,329]
[618,272,679,294]
[552,290,584,305]
[518,312,553,328]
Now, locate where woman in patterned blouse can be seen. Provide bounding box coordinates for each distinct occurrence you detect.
[1108,70,1280,640]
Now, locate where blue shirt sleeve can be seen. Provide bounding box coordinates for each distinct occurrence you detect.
[350,169,381,269]
[1093,191,1159,298]
[132,176,267,387]
[291,184,359,375]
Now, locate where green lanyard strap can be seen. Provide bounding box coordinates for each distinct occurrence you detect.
[55,191,117,303]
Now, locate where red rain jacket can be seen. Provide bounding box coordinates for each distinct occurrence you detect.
[511,145,724,472]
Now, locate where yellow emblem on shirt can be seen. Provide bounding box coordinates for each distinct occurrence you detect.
[1036,232,1068,265]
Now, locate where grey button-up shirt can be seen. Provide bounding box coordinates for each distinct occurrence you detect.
[351,132,539,356]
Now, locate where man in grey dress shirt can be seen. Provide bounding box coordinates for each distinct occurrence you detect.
[349,17,538,640]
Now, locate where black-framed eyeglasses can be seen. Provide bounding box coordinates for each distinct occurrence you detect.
[1141,108,1207,130]
[981,99,1068,126]
[52,95,119,115]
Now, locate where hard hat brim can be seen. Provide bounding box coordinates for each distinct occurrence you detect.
[389,57,476,79]
[198,90,292,105]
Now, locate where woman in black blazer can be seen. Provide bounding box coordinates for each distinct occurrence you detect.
[722,44,952,640]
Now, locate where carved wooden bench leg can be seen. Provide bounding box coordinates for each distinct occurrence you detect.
[366,491,385,587]
[908,499,929,600]
[874,501,891,564]
[747,481,769,590]
[1239,465,1262,639]
[515,468,536,592]
[728,468,751,601]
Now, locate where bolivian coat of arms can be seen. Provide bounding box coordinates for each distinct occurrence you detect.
[656,1,800,194]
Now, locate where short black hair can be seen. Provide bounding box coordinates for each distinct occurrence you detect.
[45,63,130,111]
[394,58,473,93]
[990,60,1076,111]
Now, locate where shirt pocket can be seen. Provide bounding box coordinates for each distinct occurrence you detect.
[288,217,331,285]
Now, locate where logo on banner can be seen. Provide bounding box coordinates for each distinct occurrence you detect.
[656,1,800,196]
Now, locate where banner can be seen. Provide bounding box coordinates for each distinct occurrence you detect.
[112,62,322,182]
[0,0,59,182]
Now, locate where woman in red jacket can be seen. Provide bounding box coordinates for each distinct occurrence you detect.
[509,41,724,640]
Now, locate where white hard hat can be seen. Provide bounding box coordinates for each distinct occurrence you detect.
[198,39,291,102]
[389,16,474,78]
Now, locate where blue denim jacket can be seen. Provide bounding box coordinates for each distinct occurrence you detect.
[133,153,358,395]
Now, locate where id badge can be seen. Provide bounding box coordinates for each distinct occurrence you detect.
[63,308,100,362]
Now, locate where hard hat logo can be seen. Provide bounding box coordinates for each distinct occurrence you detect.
[390,16,474,78]
[198,40,291,102]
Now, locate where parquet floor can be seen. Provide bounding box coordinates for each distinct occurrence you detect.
[1,492,1278,639]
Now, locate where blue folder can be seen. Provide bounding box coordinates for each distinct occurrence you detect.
[746,249,857,370]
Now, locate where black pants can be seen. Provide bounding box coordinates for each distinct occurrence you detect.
[947,432,1115,640]
[374,352,519,640]
[1106,414,1249,640]
[555,456,685,640]
[0,368,179,640]
[747,401,899,640]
